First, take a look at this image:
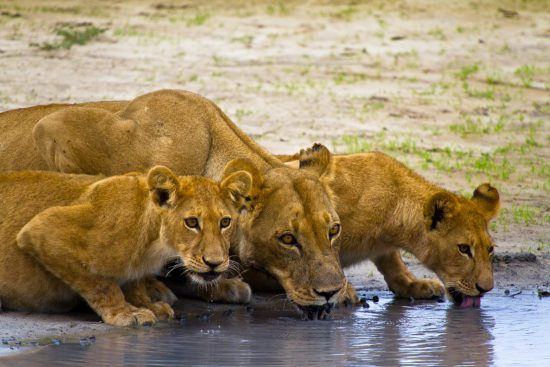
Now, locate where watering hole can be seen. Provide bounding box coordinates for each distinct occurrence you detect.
[1,290,548,367]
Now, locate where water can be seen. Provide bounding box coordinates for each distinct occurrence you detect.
[1,291,548,367]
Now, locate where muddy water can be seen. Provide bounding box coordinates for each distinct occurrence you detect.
[1,291,548,366]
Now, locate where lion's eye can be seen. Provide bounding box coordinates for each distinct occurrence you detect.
[279,233,300,248]
[458,244,472,257]
[329,224,341,239]
[220,217,232,229]
[488,246,494,254]
[184,217,199,229]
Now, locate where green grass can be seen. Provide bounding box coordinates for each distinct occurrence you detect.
[449,115,505,136]
[333,133,517,181]
[36,25,105,50]
[329,6,359,21]
[333,72,368,85]
[512,206,538,225]
[266,2,290,16]
[462,82,494,99]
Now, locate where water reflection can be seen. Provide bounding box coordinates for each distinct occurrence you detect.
[1,292,547,367]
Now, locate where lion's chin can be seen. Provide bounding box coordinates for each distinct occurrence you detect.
[188,271,222,285]
[295,303,333,321]
[448,287,482,308]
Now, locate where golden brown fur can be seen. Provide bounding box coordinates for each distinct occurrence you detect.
[0,90,348,313]
[281,150,499,303]
[0,166,251,325]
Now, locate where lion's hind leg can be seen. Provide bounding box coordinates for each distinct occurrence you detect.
[16,209,157,326]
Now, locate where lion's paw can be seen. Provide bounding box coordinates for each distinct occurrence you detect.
[408,278,445,299]
[148,281,178,305]
[148,301,175,320]
[103,307,157,327]
[208,278,252,304]
[342,283,360,305]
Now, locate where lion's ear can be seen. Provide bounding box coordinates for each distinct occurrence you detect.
[221,171,253,209]
[147,165,180,208]
[223,159,263,198]
[472,183,500,221]
[424,191,458,231]
[298,143,333,177]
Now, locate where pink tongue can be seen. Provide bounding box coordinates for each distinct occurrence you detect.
[460,296,481,308]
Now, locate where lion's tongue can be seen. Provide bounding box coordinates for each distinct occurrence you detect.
[460,295,481,308]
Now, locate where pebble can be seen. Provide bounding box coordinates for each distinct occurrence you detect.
[372,295,379,303]
[245,305,254,313]
[51,339,61,346]
[504,289,510,295]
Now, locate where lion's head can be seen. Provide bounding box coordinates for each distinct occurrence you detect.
[147,166,251,285]
[423,183,499,307]
[223,144,347,317]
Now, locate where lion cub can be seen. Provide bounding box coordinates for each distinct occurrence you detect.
[0,166,251,326]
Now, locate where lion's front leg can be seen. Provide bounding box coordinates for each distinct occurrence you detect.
[123,278,175,321]
[374,250,444,299]
[142,276,178,305]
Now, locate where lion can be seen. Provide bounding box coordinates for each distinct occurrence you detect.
[0,90,349,319]
[0,165,252,325]
[281,148,499,307]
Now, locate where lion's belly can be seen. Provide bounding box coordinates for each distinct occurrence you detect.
[338,233,397,268]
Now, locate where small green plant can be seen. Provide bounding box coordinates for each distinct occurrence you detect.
[232,35,254,47]
[186,12,209,26]
[235,109,253,122]
[462,82,494,99]
[333,72,368,85]
[36,24,105,50]
[428,27,446,40]
[455,64,479,80]
[514,65,536,87]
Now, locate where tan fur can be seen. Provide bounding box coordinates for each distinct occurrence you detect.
[281,150,499,302]
[0,166,250,325]
[0,90,347,310]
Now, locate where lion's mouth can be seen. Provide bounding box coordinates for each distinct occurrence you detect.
[189,270,222,283]
[296,303,333,320]
[448,287,481,308]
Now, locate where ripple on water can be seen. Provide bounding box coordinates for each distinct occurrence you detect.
[0,291,548,367]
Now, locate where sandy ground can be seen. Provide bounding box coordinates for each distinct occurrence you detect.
[0,0,548,344]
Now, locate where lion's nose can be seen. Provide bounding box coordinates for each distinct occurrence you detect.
[314,287,341,302]
[476,283,493,294]
[202,256,224,270]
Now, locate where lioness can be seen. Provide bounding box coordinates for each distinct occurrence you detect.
[0,165,251,325]
[0,90,348,318]
[281,149,498,307]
